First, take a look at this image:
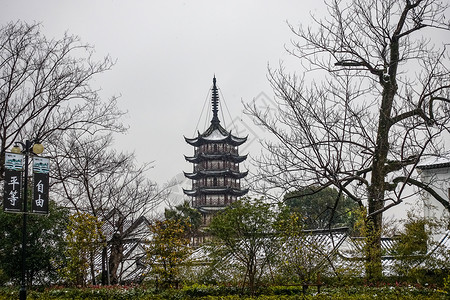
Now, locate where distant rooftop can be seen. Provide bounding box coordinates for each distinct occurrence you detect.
[417,152,450,170]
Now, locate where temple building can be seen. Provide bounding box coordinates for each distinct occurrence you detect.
[184,77,248,237]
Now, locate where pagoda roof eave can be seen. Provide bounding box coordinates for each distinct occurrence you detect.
[185,153,247,163]
[195,206,227,213]
[184,170,248,179]
[183,187,248,197]
[183,189,198,196]
[185,135,247,147]
[185,122,247,147]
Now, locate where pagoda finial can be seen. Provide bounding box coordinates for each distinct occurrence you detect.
[211,76,220,125]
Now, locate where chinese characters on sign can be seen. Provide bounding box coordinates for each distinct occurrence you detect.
[3,153,23,212]
[32,157,49,214]
[3,153,50,214]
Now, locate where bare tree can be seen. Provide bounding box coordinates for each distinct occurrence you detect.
[0,21,125,176]
[246,0,450,280]
[50,132,169,284]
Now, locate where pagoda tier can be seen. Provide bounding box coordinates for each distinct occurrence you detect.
[184,128,247,147]
[183,186,249,197]
[184,153,247,164]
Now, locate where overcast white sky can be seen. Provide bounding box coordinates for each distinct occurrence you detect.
[2,0,323,196]
[3,1,447,218]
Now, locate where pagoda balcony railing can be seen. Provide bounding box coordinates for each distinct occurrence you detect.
[195,148,238,155]
[191,181,241,189]
[192,195,238,207]
[194,163,239,172]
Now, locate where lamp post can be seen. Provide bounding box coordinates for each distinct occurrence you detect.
[11,140,44,300]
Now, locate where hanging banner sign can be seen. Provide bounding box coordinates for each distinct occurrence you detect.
[3,153,23,212]
[32,157,50,214]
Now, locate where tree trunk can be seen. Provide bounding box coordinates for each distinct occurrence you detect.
[365,202,383,281]
[108,233,124,284]
[101,246,108,285]
[367,142,387,281]
[366,56,398,280]
[90,254,96,285]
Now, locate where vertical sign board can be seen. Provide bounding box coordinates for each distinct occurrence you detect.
[4,153,24,212]
[32,157,49,214]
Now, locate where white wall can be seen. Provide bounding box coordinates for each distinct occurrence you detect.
[418,165,450,242]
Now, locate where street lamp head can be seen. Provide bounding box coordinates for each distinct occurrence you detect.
[11,144,21,154]
[32,143,44,155]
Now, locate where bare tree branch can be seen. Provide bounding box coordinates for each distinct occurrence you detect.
[245,0,450,281]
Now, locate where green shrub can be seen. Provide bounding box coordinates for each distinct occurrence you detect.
[267,285,304,295]
[0,284,448,299]
[180,284,243,297]
[442,274,450,295]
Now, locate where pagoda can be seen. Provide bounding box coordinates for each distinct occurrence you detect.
[184,76,248,233]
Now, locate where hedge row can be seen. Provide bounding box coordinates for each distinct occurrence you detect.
[0,284,448,300]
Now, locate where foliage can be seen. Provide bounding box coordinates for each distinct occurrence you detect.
[391,210,446,282]
[60,212,105,286]
[0,19,149,287]
[393,216,428,275]
[51,133,168,285]
[284,186,358,229]
[165,200,202,238]
[348,207,383,280]
[0,200,69,286]
[245,0,450,281]
[146,218,192,288]
[206,197,279,291]
[274,206,320,283]
[396,218,428,256]
[0,283,448,299]
[443,274,450,294]
[0,285,157,300]
[180,283,241,297]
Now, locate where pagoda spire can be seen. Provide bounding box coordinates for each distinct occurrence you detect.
[211,76,220,125]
